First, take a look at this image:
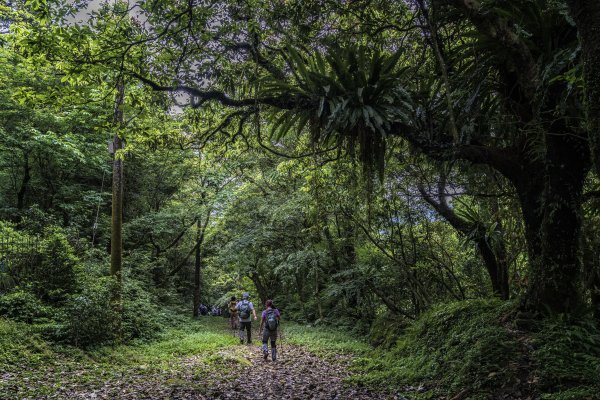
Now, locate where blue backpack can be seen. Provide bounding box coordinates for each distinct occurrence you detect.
[238,300,251,319]
[265,309,278,331]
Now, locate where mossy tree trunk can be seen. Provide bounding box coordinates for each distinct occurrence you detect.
[566,0,600,178]
[110,80,124,338]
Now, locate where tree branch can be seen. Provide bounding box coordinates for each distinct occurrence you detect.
[129,72,306,110]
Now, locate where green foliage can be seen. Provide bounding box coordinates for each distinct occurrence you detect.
[121,279,164,342]
[0,318,54,370]
[96,318,237,364]
[284,322,371,357]
[64,276,166,348]
[33,226,80,303]
[368,311,407,348]
[64,276,116,347]
[261,45,412,179]
[0,288,51,323]
[351,300,519,398]
[534,318,600,399]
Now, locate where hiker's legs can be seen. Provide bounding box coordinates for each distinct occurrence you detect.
[262,329,269,359]
[262,329,277,361]
[239,321,247,343]
[246,322,252,343]
[239,321,252,343]
[270,330,277,361]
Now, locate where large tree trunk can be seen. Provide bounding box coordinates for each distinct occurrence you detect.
[516,120,590,313]
[566,0,600,177]
[250,271,268,306]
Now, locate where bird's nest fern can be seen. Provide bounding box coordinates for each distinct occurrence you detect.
[259,45,413,180]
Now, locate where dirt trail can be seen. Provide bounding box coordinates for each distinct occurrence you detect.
[62,340,395,399]
[195,341,396,400]
[3,325,403,399]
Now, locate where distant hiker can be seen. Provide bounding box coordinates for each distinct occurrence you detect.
[259,299,280,361]
[198,303,208,316]
[229,296,238,329]
[236,292,257,344]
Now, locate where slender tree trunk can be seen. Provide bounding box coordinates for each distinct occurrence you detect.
[314,265,323,320]
[476,240,509,300]
[16,151,30,211]
[193,219,201,317]
[592,274,600,321]
[418,182,510,299]
[111,80,125,339]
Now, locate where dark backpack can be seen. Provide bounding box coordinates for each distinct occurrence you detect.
[238,300,251,319]
[265,309,278,331]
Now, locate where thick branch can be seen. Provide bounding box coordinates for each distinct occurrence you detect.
[130,72,305,110]
[391,121,522,181]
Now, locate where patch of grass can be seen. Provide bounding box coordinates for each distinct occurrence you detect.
[283,322,371,356]
[89,317,238,366]
[0,315,240,398]
[0,318,55,369]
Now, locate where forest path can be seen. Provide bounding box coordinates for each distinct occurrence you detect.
[180,326,395,400]
[1,318,402,399]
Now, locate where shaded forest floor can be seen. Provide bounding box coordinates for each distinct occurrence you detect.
[3,301,600,399]
[0,317,400,399]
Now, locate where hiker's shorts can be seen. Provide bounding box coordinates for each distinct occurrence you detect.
[262,328,277,347]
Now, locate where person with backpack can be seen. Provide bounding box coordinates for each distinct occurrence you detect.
[228,296,238,330]
[259,299,280,361]
[198,303,208,316]
[236,293,257,344]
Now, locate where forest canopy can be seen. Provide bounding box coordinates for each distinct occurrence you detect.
[1,0,600,398]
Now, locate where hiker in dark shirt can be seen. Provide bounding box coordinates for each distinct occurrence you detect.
[259,299,281,361]
[236,292,257,344]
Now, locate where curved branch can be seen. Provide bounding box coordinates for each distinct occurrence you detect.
[390,121,522,181]
[130,71,306,109]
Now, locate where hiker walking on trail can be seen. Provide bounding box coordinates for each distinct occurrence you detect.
[237,293,257,344]
[228,296,238,330]
[259,299,280,362]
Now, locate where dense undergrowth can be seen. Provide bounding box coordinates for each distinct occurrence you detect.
[351,299,600,399]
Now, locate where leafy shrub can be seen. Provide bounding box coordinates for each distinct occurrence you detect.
[64,275,166,347]
[121,278,164,342]
[351,299,519,398]
[0,318,54,370]
[64,276,117,347]
[0,288,52,323]
[33,227,80,303]
[368,311,407,348]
